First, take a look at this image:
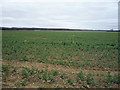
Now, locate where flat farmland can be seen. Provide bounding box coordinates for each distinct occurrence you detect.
[2,30,119,88]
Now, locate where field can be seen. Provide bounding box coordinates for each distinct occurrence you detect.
[2,30,119,88]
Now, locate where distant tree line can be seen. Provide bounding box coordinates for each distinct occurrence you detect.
[1,27,120,32]
[1,27,70,31]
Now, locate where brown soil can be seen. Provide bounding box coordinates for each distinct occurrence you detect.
[2,60,119,88]
[3,60,118,74]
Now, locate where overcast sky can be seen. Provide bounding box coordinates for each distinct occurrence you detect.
[1,0,119,30]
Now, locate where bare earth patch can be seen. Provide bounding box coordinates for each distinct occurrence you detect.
[2,60,119,88]
[3,60,118,74]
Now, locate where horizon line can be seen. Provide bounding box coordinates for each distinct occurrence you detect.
[1,26,119,31]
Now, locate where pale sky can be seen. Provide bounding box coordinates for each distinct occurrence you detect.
[1,0,119,30]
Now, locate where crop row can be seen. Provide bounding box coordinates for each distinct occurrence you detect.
[2,64,120,88]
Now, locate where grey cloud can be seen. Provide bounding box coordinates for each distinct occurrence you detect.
[1,1,118,30]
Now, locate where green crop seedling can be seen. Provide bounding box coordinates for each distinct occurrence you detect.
[2,30,119,88]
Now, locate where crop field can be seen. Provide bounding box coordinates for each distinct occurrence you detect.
[2,30,120,88]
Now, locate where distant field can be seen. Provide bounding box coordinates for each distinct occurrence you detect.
[2,30,119,88]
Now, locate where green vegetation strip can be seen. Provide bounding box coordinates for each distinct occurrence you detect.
[3,31,119,69]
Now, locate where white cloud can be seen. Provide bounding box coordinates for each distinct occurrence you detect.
[1,1,118,30]
[1,0,119,3]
